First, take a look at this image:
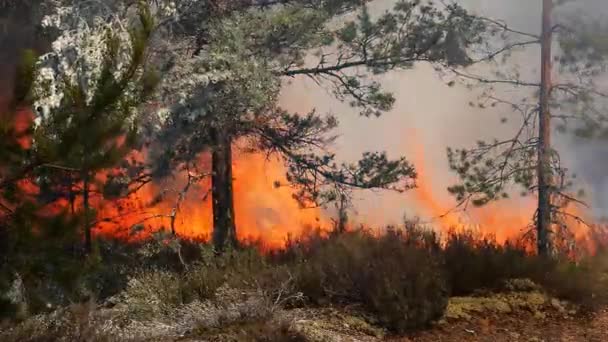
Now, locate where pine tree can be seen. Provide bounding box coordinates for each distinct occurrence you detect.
[151,0,489,252]
[446,0,608,255]
[3,3,158,254]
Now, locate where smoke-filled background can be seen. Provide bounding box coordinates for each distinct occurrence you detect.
[1,1,607,240]
[280,0,608,230]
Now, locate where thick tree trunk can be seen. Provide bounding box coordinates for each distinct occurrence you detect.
[537,0,553,256]
[82,172,92,254]
[210,127,237,253]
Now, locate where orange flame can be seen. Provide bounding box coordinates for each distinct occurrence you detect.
[411,142,532,243]
[86,139,598,255]
[410,140,596,254]
[95,151,329,249]
[0,102,599,254]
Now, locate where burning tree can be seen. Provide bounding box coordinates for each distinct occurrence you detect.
[445,0,608,256]
[148,0,491,252]
[0,2,158,254]
[2,0,502,253]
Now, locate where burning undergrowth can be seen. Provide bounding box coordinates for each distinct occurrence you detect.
[1,85,602,259]
[85,148,331,248]
[33,140,603,256]
[2,112,607,326]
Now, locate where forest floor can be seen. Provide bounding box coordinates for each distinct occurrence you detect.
[398,306,608,342]
[288,304,608,342]
[3,280,607,341]
[265,288,608,342]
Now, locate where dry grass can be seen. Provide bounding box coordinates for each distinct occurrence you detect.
[2,225,608,340]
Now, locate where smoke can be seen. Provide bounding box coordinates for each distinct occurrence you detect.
[279,0,608,225]
[1,1,606,232]
[453,0,608,220]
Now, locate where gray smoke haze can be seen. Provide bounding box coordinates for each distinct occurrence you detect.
[1,1,606,225]
[279,0,608,224]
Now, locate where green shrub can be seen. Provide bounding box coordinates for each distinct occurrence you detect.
[441,229,608,311]
[280,229,448,333]
[536,251,608,311]
[442,230,541,295]
[361,232,448,332]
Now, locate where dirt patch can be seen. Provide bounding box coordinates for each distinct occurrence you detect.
[391,310,606,342]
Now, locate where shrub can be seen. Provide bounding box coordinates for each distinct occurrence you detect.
[441,229,608,311]
[245,319,308,342]
[281,229,448,333]
[0,301,113,342]
[121,244,273,319]
[180,266,226,304]
[536,250,608,311]
[193,317,307,342]
[442,230,542,295]
[122,270,184,319]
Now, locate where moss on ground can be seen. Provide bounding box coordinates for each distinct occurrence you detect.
[444,280,576,322]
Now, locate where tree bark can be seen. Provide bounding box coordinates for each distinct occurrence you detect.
[82,172,92,254]
[210,127,237,253]
[537,0,553,256]
[336,194,348,234]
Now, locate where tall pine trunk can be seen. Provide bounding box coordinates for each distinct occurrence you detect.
[82,172,92,254]
[210,127,237,253]
[336,194,348,234]
[537,0,553,256]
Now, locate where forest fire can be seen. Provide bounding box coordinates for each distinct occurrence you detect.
[0,80,599,254]
[411,142,597,255]
[0,0,601,257]
[0,99,599,254]
[5,3,608,337]
[412,143,533,244]
[86,140,597,254]
[94,151,328,249]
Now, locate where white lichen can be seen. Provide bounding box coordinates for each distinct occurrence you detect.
[33,2,135,124]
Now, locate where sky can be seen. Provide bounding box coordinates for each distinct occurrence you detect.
[279,0,608,225]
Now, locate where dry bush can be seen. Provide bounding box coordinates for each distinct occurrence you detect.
[121,270,184,319]
[120,244,272,319]
[441,228,608,311]
[538,250,608,311]
[193,316,307,342]
[0,300,115,342]
[276,229,448,333]
[442,230,545,295]
[4,224,607,339]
